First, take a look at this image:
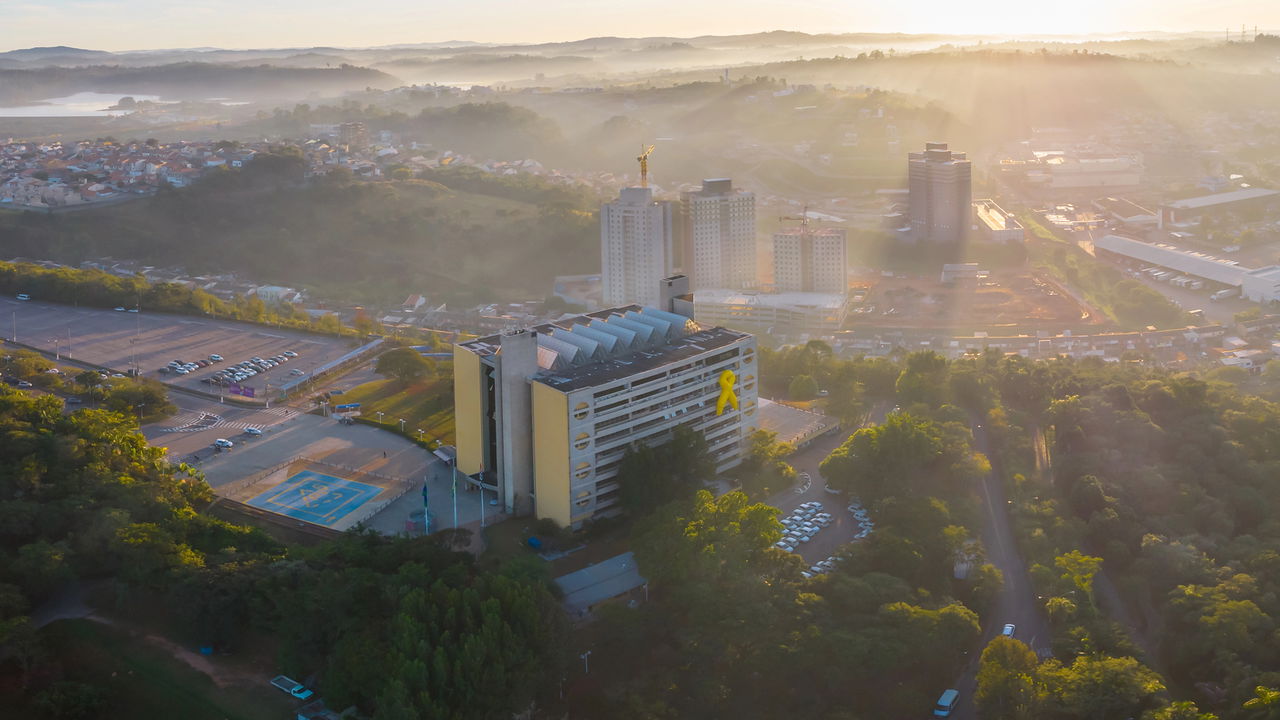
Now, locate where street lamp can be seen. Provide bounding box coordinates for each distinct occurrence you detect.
[377,410,385,424]
[399,418,406,432]
[579,650,592,675]
[417,428,424,442]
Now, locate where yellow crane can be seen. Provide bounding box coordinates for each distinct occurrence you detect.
[636,144,656,188]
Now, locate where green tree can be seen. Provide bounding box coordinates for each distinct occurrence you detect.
[977,635,1042,720]
[1245,687,1280,719]
[375,347,434,385]
[1144,700,1218,720]
[1040,654,1165,720]
[789,373,819,401]
[736,429,795,497]
[1055,550,1103,606]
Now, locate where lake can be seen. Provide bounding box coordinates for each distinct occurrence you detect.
[0,92,163,118]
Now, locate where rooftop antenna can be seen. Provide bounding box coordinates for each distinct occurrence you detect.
[636,144,656,188]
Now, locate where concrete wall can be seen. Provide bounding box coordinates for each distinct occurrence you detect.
[532,382,572,527]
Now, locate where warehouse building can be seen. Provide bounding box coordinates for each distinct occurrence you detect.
[1093,234,1280,303]
[453,276,759,528]
[1158,187,1280,229]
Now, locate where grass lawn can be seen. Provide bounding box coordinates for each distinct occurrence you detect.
[12,619,291,720]
[341,373,455,445]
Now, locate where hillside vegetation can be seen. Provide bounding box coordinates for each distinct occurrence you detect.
[0,160,600,306]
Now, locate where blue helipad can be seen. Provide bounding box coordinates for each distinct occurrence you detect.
[248,470,382,526]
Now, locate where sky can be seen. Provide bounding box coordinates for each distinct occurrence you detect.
[5,0,1280,52]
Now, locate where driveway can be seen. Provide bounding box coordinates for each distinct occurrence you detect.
[946,421,1053,719]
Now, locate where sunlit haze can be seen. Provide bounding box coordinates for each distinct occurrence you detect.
[5,0,1280,50]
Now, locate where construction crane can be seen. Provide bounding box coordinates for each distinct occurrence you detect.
[636,144,656,188]
[779,204,812,233]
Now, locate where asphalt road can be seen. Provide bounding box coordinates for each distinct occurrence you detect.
[947,421,1052,719]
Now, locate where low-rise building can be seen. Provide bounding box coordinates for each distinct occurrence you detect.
[691,289,849,335]
[972,199,1026,243]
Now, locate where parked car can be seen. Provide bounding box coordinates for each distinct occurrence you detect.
[15,294,30,301]
[209,354,223,362]
[114,306,127,312]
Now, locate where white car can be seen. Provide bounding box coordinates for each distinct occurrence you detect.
[243,427,263,436]
[797,535,812,543]
[213,438,234,449]
[284,350,298,358]
[800,571,813,579]
[114,306,127,312]
[209,354,223,362]
[779,544,795,553]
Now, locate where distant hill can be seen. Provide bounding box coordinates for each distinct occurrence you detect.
[0,45,114,60]
[0,62,399,105]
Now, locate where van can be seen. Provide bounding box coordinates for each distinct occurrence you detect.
[933,689,960,717]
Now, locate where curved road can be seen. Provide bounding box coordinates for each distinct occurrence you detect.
[948,421,1052,719]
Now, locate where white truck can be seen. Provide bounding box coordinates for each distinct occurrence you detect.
[1211,288,1239,301]
[270,675,314,700]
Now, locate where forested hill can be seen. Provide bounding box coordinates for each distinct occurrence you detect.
[0,63,398,105]
[0,160,600,306]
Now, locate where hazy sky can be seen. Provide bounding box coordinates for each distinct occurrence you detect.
[5,0,1279,51]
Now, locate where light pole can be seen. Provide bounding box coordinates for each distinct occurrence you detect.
[417,428,424,442]
[376,410,385,424]
[579,650,592,675]
[320,400,329,417]
[399,418,406,433]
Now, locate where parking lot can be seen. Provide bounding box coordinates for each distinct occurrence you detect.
[772,477,875,576]
[0,297,358,398]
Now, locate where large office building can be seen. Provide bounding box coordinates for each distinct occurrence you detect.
[678,178,757,291]
[772,226,848,294]
[453,276,760,529]
[908,142,972,244]
[601,187,674,308]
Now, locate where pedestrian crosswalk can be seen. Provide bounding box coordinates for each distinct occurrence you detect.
[157,406,297,433]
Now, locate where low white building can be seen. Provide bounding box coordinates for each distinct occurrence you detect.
[692,289,849,334]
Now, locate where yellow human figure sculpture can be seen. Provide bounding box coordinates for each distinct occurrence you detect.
[716,369,739,415]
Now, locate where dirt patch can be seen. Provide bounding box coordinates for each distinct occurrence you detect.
[87,614,263,690]
[848,269,1102,330]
